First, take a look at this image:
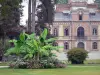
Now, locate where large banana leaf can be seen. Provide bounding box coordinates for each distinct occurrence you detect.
[5,46,21,56]
[25,33,35,40]
[19,32,26,42]
[45,38,57,43]
[39,28,48,43]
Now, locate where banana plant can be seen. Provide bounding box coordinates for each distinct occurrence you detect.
[6,28,60,61]
[23,28,59,61]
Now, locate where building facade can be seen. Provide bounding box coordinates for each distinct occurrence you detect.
[51,0,100,52]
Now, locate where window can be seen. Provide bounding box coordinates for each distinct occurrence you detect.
[90,13,96,16]
[64,28,69,36]
[64,42,69,50]
[92,42,98,49]
[63,13,69,16]
[77,42,84,49]
[77,27,84,37]
[63,13,70,18]
[54,28,58,36]
[93,28,97,35]
[79,14,82,20]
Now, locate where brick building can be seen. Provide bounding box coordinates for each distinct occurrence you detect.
[51,0,100,52]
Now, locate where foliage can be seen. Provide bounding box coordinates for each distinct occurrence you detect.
[6,28,60,69]
[67,48,88,64]
[22,28,59,60]
[0,0,23,34]
[5,32,26,56]
[0,0,23,57]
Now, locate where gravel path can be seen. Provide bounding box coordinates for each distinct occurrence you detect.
[0,66,9,68]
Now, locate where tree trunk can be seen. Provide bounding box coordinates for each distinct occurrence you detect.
[31,0,36,32]
[1,32,6,61]
[28,0,32,33]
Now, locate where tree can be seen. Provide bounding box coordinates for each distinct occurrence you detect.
[27,0,55,37]
[31,0,36,33]
[35,0,55,36]
[28,0,32,33]
[27,0,36,33]
[0,0,23,59]
[0,0,23,32]
[95,0,100,9]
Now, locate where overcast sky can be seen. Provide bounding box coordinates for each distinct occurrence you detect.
[21,0,94,25]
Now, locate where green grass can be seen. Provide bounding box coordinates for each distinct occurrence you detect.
[0,62,9,66]
[0,60,100,75]
[0,65,100,75]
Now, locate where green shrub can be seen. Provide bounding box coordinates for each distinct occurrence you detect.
[67,48,88,64]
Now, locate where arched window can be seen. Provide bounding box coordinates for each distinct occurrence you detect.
[64,42,69,50]
[93,28,97,35]
[79,11,83,20]
[77,42,84,49]
[53,42,58,46]
[77,27,84,37]
[54,28,58,36]
[92,42,98,49]
[64,28,69,36]
[79,14,82,20]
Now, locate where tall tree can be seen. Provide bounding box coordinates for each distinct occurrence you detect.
[27,0,55,36]
[36,0,55,36]
[0,0,23,59]
[27,0,36,33]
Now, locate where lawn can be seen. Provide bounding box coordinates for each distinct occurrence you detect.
[0,60,100,75]
[0,65,100,75]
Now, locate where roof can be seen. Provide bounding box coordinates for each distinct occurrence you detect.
[56,4,71,12]
[87,3,98,8]
[89,13,100,21]
[54,12,71,21]
[54,12,100,21]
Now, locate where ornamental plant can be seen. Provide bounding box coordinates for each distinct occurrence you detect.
[5,28,61,68]
[67,48,88,64]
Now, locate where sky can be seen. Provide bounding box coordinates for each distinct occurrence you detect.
[21,0,94,25]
